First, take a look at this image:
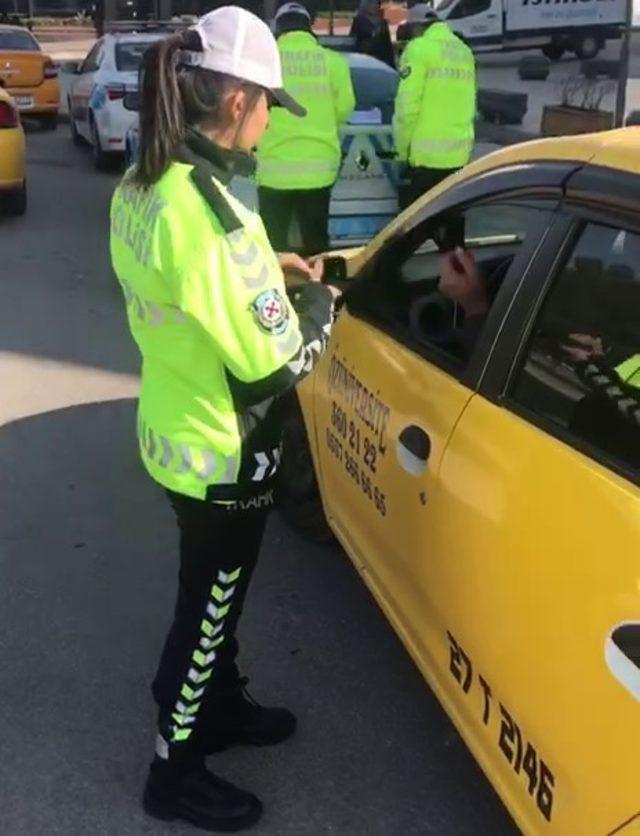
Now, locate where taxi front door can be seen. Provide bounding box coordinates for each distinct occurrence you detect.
[310,307,474,666]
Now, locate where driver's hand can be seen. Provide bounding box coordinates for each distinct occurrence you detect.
[561,333,605,363]
[439,248,488,319]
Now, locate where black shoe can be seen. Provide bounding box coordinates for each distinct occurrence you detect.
[143,760,262,832]
[206,678,297,754]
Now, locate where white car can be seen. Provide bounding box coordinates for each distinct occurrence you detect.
[68,32,165,170]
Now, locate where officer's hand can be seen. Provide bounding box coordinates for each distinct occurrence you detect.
[439,247,488,318]
[278,252,324,286]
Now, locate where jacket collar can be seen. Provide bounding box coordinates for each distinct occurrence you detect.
[176,129,255,235]
[178,127,256,184]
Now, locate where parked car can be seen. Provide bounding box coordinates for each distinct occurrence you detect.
[0,85,26,215]
[280,129,640,835]
[125,51,401,247]
[0,25,59,130]
[67,31,166,170]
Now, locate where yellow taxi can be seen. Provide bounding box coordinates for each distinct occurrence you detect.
[0,84,26,215]
[0,25,59,129]
[281,129,640,835]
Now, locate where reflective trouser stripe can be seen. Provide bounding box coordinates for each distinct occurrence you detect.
[158,567,243,754]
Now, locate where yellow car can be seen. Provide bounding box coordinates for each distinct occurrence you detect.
[281,129,640,835]
[0,25,59,130]
[0,85,26,215]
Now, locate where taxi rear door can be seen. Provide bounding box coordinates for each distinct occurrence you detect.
[431,190,640,834]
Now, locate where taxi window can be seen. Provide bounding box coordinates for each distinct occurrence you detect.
[0,30,39,51]
[509,223,640,480]
[349,200,551,376]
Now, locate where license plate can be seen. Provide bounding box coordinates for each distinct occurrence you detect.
[14,96,33,110]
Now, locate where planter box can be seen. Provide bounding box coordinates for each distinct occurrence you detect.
[541,105,613,137]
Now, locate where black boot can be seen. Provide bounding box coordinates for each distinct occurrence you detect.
[205,678,297,754]
[143,757,262,832]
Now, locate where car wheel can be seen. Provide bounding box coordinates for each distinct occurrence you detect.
[39,114,58,131]
[278,398,334,544]
[575,34,600,60]
[69,104,84,147]
[90,115,112,172]
[542,43,564,61]
[2,180,27,216]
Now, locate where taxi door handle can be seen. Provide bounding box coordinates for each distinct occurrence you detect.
[397,425,431,476]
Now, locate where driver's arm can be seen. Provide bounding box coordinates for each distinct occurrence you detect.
[437,248,489,361]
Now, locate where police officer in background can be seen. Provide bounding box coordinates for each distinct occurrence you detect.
[110,6,339,831]
[394,5,476,208]
[257,1,356,255]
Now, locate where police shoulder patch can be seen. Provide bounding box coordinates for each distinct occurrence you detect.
[251,288,289,335]
[399,65,412,79]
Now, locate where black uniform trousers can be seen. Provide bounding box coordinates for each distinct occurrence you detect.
[152,491,270,768]
[399,166,461,210]
[258,186,332,257]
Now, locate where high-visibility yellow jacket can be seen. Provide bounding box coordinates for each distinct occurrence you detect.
[257,30,356,190]
[394,22,476,170]
[110,131,334,501]
[616,354,640,387]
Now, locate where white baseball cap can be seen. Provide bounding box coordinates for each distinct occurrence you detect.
[184,6,305,117]
[274,2,312,21]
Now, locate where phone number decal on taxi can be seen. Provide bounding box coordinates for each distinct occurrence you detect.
[325,353,390,518]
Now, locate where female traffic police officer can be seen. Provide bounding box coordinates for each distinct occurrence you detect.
[110,7,338,831]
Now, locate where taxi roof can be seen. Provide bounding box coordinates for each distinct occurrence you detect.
[418,128,640,217]
[459,128,640,182]
[353,128,640,271]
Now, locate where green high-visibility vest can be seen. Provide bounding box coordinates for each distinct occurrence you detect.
[394,22,476,170]
[110,154,333,501]
[616,354,640,388]
[257,30,356,190]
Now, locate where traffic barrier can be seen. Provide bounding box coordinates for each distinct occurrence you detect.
[518,55,551,82]
[477,88,528,126]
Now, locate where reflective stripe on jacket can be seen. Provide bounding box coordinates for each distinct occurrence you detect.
[616,354,640,388]
[393,22,476,170]
[110,138,334,501]
[257,30,356,190]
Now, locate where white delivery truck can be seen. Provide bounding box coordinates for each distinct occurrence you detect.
[434,0,627,59]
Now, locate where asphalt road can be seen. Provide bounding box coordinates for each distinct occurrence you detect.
[0,129,517,836]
